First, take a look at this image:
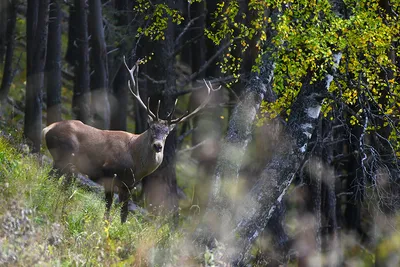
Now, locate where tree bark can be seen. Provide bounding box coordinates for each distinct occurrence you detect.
[230,53,342,265]
[109,0,131,131]
[205,0,219,78]
[141,0,179,221]
[88,0,110,129]
[0,0,10,64]
[24,0,49,153]
[71,0,91,123]
[0,0,17,104]
[110,63,128,130]
[45,0,62,125]
[196,51,273,247]
[66,2,78,66]
[188,0,224,210]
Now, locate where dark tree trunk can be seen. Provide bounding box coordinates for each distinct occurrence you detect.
[205,0,219,78]
[132,19,149,135]
[190,0,206,79]
[45,0,62,125]
[109,0,131,131]
[189,0,223,210]
[141,0,179,221]
[88,0,110,129]
[0,0,10,64]
[0,0,17,103]
[66,2,78,66]
[71,0,91,123]
[319,118,339,267]
[24,0,49,153]
[343,125,365,236]
[110,64,128,130]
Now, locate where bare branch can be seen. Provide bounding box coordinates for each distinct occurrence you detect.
[174,14,205,46]
[170,80,221,124]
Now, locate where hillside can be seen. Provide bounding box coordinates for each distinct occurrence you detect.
[0,134,186,266]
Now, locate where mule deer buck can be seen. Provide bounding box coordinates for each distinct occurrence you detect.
[43,58,220,223]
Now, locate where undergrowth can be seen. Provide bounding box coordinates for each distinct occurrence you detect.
[0,134,183,266]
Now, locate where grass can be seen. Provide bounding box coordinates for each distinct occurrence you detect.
[0,134,184,266]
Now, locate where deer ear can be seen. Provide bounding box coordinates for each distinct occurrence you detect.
[168,124,176,132]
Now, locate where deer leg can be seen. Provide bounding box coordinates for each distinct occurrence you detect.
[52,159,76,185]
[102,178,115,221]
[50,162,63,177]
[118,186,130,223]
[104,191,113,221]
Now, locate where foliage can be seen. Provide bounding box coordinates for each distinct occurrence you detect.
[205,0,268,85]
[262,0,399,124]
[202,0,399,132]
[134,0,184,41]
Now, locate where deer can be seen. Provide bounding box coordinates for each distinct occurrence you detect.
[42,58,220,223]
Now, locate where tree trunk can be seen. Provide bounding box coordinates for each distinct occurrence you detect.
[343,125,365,237]
[88,0,110,129]
[141,0,179,221]
[24,0,49,153]
[196,51,273,247]
[189,0,223,210]
[190,0,206,80]
[0,0,17,104]
[230,53,342,265]
[205,0,219,78]
[110,64,128,130]
[0,0,10,64]
[109,0,131,131]
[45,0,62,125]
[71,0,91,123]
[66,2,78,66]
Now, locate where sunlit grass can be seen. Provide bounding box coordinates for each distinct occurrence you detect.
[0,135,182,265]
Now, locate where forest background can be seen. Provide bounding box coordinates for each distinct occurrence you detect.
[0,0,399,266]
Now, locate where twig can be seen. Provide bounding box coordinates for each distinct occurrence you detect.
[181,38,239,88]
[141,73,166,84]
[174,14,204,46]
[177,140,207,155]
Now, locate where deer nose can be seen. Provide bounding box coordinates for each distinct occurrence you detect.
[153,142,163,152]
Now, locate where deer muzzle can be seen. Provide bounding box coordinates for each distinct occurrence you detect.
[152,141,163,153]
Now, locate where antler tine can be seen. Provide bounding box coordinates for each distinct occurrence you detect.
[123,56,156,120]
[156,100,161,121]
[146,97,153,121]
[170,79,219,124]
[204,79,222,92]
[167,99,178,123]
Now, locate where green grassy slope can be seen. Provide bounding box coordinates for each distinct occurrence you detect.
[0,135,183,266]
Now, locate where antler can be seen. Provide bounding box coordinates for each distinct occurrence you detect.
[124,56,157,121]
[169,79,221,124]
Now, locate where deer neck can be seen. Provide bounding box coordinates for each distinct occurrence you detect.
[132,130,164,179]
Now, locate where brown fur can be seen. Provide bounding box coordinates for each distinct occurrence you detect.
[43,120,167,223]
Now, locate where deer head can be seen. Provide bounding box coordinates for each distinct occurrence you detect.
[124,57,220,155]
